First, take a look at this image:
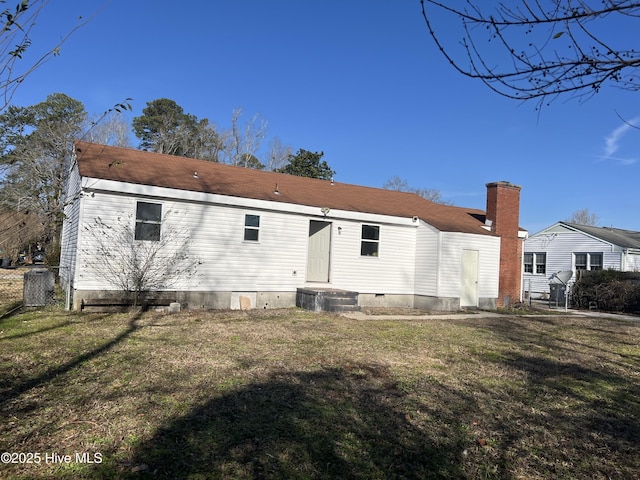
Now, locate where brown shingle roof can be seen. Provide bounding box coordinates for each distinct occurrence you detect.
[74,141,493,235]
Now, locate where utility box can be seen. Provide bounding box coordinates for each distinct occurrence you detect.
[23,268,55,307]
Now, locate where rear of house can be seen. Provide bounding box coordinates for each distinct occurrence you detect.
[523,222,640,298]
[60,142,523,311]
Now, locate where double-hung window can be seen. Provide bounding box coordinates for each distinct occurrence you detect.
[361,224,380,256]
[244,214,260,241]
[135,202,162,241]
[575,252,603,271]
[590,253,603,270]
[524,252,546,274]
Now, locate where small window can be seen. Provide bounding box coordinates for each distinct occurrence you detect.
[135,202,162,241]
[244,214,260,241]
[361,224,379,256]
[524,253,533,273]
[535,253,546,274]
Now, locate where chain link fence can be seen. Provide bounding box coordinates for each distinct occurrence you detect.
[0,266,25,315]
[1,265,65,315]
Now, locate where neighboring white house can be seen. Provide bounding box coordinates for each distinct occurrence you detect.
[60,142,524,311]
[523,221,640,298]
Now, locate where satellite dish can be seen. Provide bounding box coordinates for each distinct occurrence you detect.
[550,270,573,285]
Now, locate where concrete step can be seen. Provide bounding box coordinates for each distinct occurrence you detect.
[296,288,360,313]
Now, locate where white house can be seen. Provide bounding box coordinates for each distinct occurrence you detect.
[60,142,524,311]
[523,221,640,298]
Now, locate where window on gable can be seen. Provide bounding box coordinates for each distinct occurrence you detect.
[135,202,162,241]
[525,252,546,274]
[361,224,380,256]
[244,214,260,241]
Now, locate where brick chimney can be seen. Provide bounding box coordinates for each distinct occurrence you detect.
[486,181,523,307]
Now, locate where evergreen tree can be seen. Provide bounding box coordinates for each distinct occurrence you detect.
[278,149,335,180]
[132,98,223,161]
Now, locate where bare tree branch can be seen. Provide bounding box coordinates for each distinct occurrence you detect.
[420,0,640,107]
[0,0,98,111]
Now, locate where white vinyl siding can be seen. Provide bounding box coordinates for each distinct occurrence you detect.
[75,192,309,293]
[414,224,440,296]
[436,232,500,300]
[67,178,501,306]
[59,163,82,286]
[329,221,416,294]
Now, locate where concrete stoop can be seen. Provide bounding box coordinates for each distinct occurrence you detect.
[296,288,360,313]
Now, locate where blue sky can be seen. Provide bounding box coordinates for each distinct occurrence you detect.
[11,1,639,233]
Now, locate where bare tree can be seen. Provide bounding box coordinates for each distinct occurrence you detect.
[265,136,292,171]
[383,176,452,204]
[222,108,268,167]
[83,211,200,305]
[84,110,131,147]
[0,1,94,111]
[420,1,640,106]
[0,209,43,262]
[566,208,599,225]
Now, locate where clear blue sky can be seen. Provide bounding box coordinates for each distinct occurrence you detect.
[12,1,640,233]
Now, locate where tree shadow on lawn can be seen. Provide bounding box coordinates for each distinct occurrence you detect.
[0,312,143,411]
[465,317,640,476]
[117,364,469,480]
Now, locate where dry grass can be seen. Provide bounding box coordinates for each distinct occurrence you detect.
[0,269,23,315]
[1,307,639,479]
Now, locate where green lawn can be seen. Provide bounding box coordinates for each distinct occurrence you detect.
[1,308,639,479]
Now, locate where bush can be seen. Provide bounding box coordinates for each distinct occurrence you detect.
[572,270,640,313]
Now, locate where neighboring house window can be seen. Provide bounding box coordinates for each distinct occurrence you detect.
[575,252,603,271]
[590,253,603,270]
[135,202,162,241]
[244,214,260,241]
[361,224,379,256]
[524,252,546,274]
[535,253,546,274]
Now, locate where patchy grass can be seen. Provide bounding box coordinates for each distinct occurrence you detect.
[0,269,23,316]
[1,308,639,479]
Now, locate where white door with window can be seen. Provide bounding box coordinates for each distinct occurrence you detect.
[307,221,331,282]
[461,249,479,307]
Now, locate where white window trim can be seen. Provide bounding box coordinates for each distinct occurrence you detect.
[524,252,546,275]
[134,201,163,242]
[360,224,380,257]
[243,213,260,243]
[574,252,603,271]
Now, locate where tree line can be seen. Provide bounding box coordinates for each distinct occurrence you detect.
[0,93,337,263]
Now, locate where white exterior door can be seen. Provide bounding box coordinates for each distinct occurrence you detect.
[461,249,479,307]
[307,220,331,282]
